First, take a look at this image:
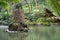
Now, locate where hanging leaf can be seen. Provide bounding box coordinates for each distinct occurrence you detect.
[0,1,10,10]
[46,0,60,17]
[8,0,22,3]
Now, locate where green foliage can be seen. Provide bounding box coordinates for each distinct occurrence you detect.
[36,17,51,25]
[7,0,22,3]
[0,0,22,10]
[0,1,10,10]
[0,0,60,25]
[46,0,60,16]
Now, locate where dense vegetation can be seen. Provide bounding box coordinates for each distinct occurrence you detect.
[0,0,60,26]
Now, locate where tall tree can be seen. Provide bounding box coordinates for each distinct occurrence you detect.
[24,0,31,13]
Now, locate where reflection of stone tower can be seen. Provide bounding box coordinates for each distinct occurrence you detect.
[8,33,28,40]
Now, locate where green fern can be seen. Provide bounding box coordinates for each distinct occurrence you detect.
[46,0,60,17]
[0,1,10,10]
[0,0,22,10]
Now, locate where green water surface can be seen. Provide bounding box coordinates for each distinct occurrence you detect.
[0,26,60,40]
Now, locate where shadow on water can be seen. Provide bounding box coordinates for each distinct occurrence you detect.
[7,32,28,40]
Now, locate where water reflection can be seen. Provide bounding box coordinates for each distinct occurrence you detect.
[8,32,28,40]
[0,27,60,40]
[25,27,60,40]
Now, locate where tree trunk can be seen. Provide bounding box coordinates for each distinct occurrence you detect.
[24,0,31,13]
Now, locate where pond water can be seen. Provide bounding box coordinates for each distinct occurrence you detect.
[0,25,60,40]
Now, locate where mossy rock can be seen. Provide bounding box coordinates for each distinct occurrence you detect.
[8,23,29,32]
[8,23,18,31]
